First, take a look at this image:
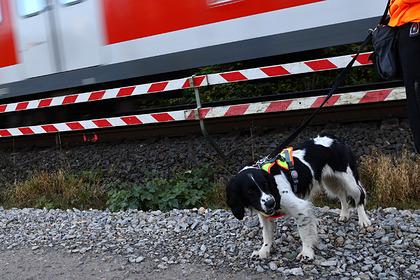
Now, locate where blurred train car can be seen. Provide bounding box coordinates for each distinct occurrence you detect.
[0,0,385,100]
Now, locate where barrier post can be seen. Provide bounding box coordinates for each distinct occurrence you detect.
[189,75,227,161]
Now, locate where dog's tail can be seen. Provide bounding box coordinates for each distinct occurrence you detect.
[354,181,367,206]
[347,149,367,207]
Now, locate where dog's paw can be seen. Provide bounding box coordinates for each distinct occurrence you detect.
[251,247,270,259]
[358,217,372,228]
[296,248,314,261]
[339,212,350,222]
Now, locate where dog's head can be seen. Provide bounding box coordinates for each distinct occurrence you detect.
[226,168,280,220]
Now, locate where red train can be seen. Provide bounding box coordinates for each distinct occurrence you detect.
[0,0,385,99]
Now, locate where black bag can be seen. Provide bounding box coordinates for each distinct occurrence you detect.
[370,0,401,80]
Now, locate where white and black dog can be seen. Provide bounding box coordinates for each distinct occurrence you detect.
[226,135,371,260]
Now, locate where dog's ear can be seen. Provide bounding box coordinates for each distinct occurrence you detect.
[226,178,245,220]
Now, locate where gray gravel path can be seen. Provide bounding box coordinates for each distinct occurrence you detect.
[0,248,270,280]
[0,207,418,280]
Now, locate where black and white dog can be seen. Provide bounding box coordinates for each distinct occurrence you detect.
[226,135,371,260]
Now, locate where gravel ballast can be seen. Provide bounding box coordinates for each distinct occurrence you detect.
[0,119,416,188]
[0,207,418,279]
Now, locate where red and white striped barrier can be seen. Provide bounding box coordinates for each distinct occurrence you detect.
[186,87,405,120]
[0,87,405,138]
[0,111,186,137]
[0,52,373,115]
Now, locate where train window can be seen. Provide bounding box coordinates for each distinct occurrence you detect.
[17,0,47,17]
[0,2,2,23]
[60,0,83,6]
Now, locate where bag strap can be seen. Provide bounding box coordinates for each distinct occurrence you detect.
[380,0,391,25]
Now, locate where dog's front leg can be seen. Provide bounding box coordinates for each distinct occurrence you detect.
[251,213,274,259]
[295,212,318,261]
[280,192,318,260]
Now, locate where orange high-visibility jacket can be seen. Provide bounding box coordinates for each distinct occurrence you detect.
[389,0,420,27]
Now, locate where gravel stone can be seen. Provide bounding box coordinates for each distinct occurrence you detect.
[394,239,403,245]
[335,236,345,247]
[409,264,418,271]
[373,264,383,273]
[378,272,387,279]
[289,267,304,276]
[310,268,319,274]
[0,194,418,279]
[135,256,145,263]
[320,260,337,267]
[268,261,277,271]
[200,245,207,252]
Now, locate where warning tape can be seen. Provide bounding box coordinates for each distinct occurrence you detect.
[0,52,373,115]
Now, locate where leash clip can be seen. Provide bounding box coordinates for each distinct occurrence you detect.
[255,155,274,169]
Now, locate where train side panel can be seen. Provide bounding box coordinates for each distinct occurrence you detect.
[102,0,384,64]
[102,0,324,44]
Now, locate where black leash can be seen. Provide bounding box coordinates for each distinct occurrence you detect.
[193,31,373,174]
[259,31,373,164]
[262,0,392,162]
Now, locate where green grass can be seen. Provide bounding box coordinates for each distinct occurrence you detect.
[106,166,226,212]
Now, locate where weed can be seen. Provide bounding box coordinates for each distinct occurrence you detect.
[299,150,420,210]
[1,170,107,210]
[359,150,420,209]
[106,166,226,212]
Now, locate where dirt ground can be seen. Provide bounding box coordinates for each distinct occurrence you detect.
[0,248,280,280]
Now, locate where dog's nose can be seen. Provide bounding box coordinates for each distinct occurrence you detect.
[264,199,275,209]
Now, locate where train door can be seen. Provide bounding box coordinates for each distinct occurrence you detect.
[11,0,102,81]
[54,0,103,71]
[12,0,56,78]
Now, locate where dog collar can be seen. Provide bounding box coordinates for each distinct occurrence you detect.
[267,213,287,220]
[260,210,287,220]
